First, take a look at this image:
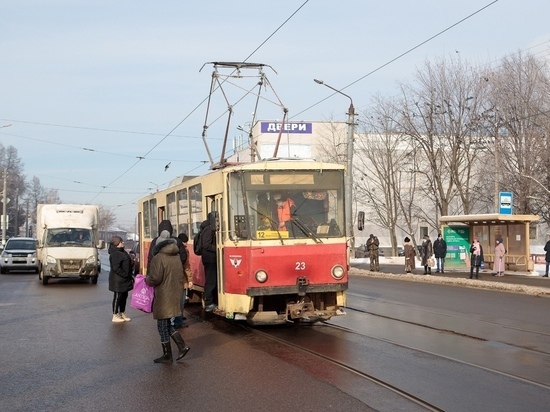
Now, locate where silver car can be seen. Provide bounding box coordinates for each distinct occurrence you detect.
[0,237,39,274]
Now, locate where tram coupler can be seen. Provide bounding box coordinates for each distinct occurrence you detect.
[296,276,309,296]
[285,299,315,322]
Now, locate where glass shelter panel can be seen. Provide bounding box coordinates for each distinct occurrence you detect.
[228,170,345,240]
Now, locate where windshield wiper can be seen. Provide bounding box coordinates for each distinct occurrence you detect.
[290,216,323,243]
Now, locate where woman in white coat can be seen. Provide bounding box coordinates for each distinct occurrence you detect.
[494,237,506,277]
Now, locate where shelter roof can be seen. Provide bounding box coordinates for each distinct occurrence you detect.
[439,214,540,225]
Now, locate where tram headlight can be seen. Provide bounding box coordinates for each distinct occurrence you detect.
[255,269,268,283]
[331,265,345,280]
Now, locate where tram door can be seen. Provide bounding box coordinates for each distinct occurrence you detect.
[208,195,223,300]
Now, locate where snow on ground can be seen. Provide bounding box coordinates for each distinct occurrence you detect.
[350,257,550,298]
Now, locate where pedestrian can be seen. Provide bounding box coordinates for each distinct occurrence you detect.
[147,220,187,270]
[174,233,193,328]
[421,234,433,274]
[147,220,188,328]
[366,234,380,271]
[146,230,190,364]
[200,212,218,312]
[469,236,484,279]
[108,236,134,323]
[403,236,416,273]
[433,233,447,273]
[544,235,550,277]
[494,237,506,277]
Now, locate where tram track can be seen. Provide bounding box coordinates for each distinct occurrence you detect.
[185,304,443,411]
[187,300,550,409]
[246,322,445,412]
[346,302,550,355]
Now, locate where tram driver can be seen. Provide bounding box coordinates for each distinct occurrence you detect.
[273,192,296,232]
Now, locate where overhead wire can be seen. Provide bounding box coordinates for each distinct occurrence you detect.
[293,0,500,118]
[88,0,312,204]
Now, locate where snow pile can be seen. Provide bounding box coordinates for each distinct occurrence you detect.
[350,267,550,298]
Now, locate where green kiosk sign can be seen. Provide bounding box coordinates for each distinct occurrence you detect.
[443,226,470,269]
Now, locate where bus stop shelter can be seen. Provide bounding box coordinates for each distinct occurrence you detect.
[438,213,540,273]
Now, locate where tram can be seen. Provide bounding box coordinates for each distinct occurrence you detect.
[136,158,349,325]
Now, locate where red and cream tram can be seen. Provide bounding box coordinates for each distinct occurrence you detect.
[137,158,348,325]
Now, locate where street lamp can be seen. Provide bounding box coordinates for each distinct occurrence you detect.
[314,79,356,252]
[149,181,159,192]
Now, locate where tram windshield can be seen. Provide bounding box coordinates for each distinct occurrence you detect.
[228,169,345,241]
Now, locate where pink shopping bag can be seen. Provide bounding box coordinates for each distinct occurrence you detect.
[130,274,154,313]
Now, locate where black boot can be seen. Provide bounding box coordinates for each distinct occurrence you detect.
[171,332,190,360]
[154,342,173,364]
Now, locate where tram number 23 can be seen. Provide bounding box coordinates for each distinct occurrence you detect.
[295,262,306,270]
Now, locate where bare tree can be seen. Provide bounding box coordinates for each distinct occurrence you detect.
[98,204,116,232]
[356,96,418,254]
[484,52,550,221]
[390,57,490,223]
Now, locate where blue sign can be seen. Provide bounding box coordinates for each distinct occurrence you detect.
[261,122,312,134]
[499,191,513,215]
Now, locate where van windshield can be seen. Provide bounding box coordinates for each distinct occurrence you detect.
[45,228,93,247]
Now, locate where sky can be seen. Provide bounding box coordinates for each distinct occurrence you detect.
[1,0,549,230]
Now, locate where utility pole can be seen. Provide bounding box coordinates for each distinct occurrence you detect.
[2,168,7,246]
[314,79,356,253]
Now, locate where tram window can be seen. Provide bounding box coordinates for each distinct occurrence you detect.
[149,199,158,238]
[189,184,202,236]
[177,188,189,236]
[229,170,345,240]
[143,200,151,238]
[167,192,177,233]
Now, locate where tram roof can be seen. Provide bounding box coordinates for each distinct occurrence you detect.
[439,213,540,225]
[228,158,345,170]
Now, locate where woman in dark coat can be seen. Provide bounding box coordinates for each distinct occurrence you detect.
[403,237,416,273]
[146,230,190,364]
[421,235,433,275]
[108,236,134,323]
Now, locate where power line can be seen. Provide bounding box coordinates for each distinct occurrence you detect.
[293,0,500,118]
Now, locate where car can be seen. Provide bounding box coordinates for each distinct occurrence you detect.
[0,237,39,274]
[354,245,367,258]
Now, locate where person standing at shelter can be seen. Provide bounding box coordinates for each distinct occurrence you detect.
[421,234,433,275]
[433,233,447,273]
[469,236,484,279]
[403,236,416,273]
[366,234,380,272]
[544,235,550,277]
[200,212,218,312]
[146,230,190,364]
[494,237,506,277]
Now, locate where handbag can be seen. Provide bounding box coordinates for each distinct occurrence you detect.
[130,274,155,313]
[427,257,435,267]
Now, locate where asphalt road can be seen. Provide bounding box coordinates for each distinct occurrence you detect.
[1,252,548,411]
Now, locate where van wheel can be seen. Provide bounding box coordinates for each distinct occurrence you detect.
[91,275,98,285]
[40,269,49,285]
[0,266,6,274]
